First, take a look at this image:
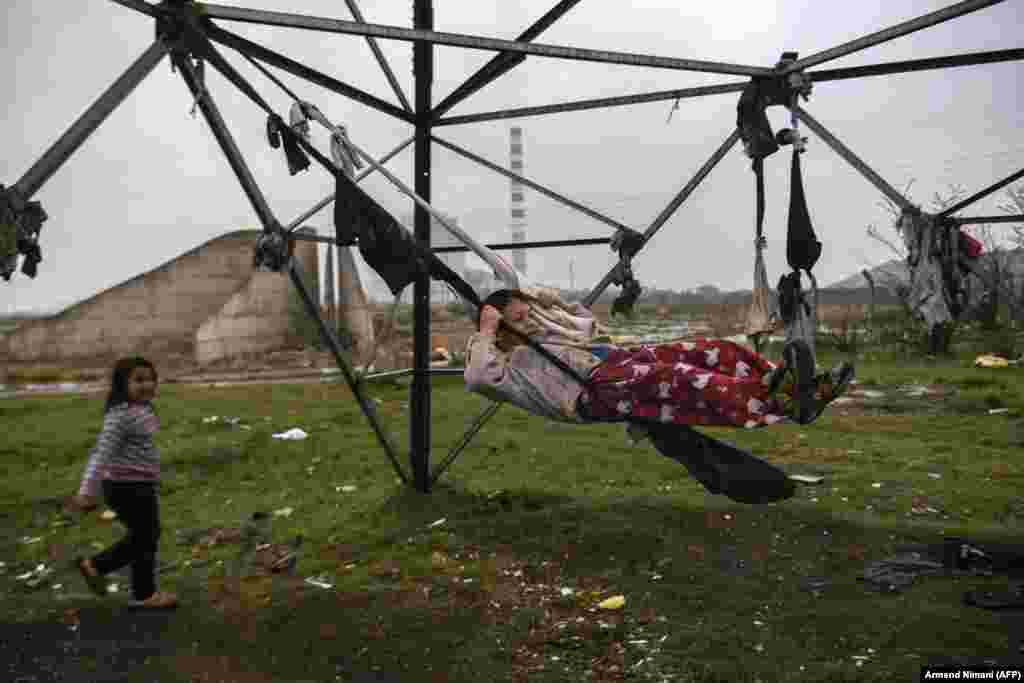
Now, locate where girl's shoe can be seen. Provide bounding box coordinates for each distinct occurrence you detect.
[75,557,109,598]
[128,591,178,610]
[782,340,816,424]
[810,362,855,422]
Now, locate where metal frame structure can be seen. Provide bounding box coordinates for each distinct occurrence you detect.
[4,0,1022,493]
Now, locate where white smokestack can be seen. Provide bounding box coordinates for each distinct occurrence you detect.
[509,126,527,277]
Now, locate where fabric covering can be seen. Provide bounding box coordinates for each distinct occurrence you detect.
[786,151,821,273]
[578,339,788,429]
[901,210,968,330]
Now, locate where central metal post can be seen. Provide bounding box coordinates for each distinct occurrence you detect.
[411,0,434,493]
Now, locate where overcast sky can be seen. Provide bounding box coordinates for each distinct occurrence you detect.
[2,0,1022,314]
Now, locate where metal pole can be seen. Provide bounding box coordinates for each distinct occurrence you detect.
[432,237,611,253]
[433,136,632,234]
[288,256,410,484]
[341,0,412,112]
[783,0,1006,74]
[14,40,169,200]
[174,54,277,230]
[809,47,1024,84]
[584,129,741,307]
[198,3,774,77]
[951,215,1024,225]
[939,167,1024,217]
[431,0,583,119]
[793,105,914,212]
[411,0,434,494]
[431,402,502,485]
[285,136,414,231]
[205,24,414,123]
[437,81,747,127]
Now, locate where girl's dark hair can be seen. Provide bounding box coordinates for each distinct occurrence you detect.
[104,356,158,414]
[477,289,530,328]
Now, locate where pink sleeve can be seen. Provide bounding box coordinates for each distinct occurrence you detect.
[463,333,509,390]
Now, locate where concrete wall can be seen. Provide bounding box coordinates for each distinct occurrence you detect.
[0,229,318,365]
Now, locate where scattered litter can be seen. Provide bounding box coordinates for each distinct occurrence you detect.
[52,584,62,590]
[597,595,625,610]
[22,536,42,545]
[100,510,117,521]
[305,577,334,590]
[975,354,1013,369]
[272,428,308,441]
[927,473,942,480]
[203,416,220,424]
[754,643,765,653]
[108,583,119,593]
[860,391,885,399]
[336,485,358,493]
[428,518,447,529]
[789,474,824,484]
[988,408,1010,415]
[273,507,294,518]
[871,482,882,488]
[753,620,764,626]
[560,587,574,597]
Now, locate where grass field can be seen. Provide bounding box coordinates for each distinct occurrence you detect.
[1,324,1023,682]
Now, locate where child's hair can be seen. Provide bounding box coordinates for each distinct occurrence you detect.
[104,356,158,415]
[476,289,534,329]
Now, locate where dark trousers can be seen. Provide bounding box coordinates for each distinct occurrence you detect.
[91,481,161,600]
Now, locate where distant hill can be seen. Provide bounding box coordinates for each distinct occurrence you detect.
[827,259,909,291]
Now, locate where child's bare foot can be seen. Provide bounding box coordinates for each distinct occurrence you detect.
[129,591,178,609]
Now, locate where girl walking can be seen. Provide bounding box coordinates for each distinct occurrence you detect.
[69,356,177,609]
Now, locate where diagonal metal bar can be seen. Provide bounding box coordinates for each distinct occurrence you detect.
[951,214,1024,225]
[433,236,611,253]
[432,0,583,119]
[285,136,414,231]
[433,136,632,234]
[341,0,412,112]
[15,40,169,200]
[793,104,914,213]
[198,3,774,77]
[431,402,503,485]
[288,255,410,485]
[809,47,1024,83]
[108,0,161,18]
[584,129,741,307]
[783,0,1007,74]
[939,167,1024,217]
[175,53,277,230]
[436,81,747,126]
[204,22,415,123]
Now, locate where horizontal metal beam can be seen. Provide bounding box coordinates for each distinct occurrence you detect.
[198,2,774,77]
[204,22,415,123]
[433,237,611,253]
[286,136,414,232]
[342,0,412,113]
[951,214,1024,225]
[436,81,747,127]
[809,47,1024,83]
[431,0,583,119]
[433,136,632,234]
[584,128,741,307]
[939,167,1024,217]
[783,0,1006,74]
[15,40,169,200]
[793,104,914,212]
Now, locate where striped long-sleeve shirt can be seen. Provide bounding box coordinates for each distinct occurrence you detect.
[78,402,161,497]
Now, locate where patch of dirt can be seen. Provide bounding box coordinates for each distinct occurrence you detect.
[171,654,279,683]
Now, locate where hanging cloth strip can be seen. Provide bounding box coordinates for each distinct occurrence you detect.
[744,158,776,343]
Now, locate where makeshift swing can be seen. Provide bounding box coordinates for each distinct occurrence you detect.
[738,52,822,362]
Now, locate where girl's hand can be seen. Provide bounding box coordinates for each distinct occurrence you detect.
[479,305,503,335]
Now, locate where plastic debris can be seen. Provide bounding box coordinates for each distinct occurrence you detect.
[336,485,358,493]
[22,536,42,545]
[108,583,119,593]
[560,587,574,597]
[988,408,1010,415]
[203,416,220,424]
[100,510,117,521]
[305,576,334,590]
[597,595,626,610]
[428,518,447,528]
[975,354,1012,368]
[789,474,824,484]
[927,473,942,479]
[272,428,308,440]
[273,507,294,518]
[872,482,882,488]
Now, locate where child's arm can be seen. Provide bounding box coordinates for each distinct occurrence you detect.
[77,410,126,498]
